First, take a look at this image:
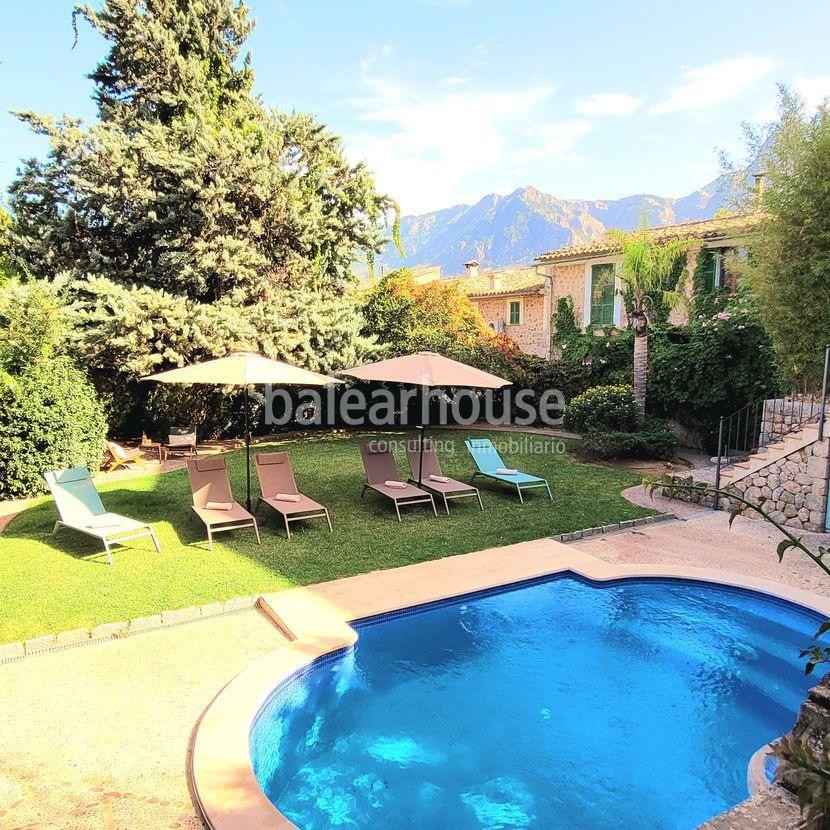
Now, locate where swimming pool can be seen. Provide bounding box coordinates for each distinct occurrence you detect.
[250,575,824,829]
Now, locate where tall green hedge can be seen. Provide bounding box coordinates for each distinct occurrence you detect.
[0,358,107,498]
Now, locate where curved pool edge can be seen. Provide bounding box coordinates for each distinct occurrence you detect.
[188,539,830,830]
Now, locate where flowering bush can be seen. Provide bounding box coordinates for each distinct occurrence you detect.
[564,385,638,433]
[648,286,781,450]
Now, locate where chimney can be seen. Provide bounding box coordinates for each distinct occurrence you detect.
[489,273,501,292]
[464,260,479,279]
[752,171,766,209]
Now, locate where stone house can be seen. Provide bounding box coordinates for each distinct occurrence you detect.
[534,213,761,334]
[437,214,761,359]
[445,261,552,358]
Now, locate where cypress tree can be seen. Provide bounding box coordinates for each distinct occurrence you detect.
[9,0,393,298]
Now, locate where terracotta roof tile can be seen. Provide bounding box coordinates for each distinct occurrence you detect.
[446,267,546,298]
[535,213,762,264]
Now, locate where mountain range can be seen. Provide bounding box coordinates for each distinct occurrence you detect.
[376,172,736,276]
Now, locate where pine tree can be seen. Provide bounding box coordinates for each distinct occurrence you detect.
[9,0,394,298]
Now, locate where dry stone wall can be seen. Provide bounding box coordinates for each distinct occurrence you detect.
[725,441,829,533]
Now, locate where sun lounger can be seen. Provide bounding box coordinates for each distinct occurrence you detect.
[254,452,332,538]
[465,438,552,503]
[186,456,260,551]
[44,467,160,565]
[105,439,147,472]
[167,427,198,457]
[406,439,483,513]
[360,442,437,521]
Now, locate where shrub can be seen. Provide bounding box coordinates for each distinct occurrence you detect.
[564,385,638,433]
[647,287,781,450]
[578,417,677,460]
[0,358,107,498]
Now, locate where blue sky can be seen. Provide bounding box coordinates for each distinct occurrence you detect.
[1,0,829,214]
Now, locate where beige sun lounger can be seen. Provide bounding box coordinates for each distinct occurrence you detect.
[186,457,260,551]
[44,467,160,565]
[254,452,332,538]
[360,442,437,521]
[166,427,198,457]
[406,440,483,514]
[105,439,147,472]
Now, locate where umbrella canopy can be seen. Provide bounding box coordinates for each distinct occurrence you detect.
[145,351,340,387]
[341,351,510,389]
[143,352,340,509]
[341,351,511,485]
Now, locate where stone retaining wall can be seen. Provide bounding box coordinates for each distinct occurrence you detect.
[724,441,829,533]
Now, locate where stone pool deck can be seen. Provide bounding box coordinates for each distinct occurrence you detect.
[2,506,829,829]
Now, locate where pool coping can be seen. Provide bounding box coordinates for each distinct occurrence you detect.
[188,537,830,830]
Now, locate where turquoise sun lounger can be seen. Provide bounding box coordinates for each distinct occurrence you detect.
[44,467,161,564]
[465,438,552,503]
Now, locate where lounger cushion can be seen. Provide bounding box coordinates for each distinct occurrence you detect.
[193,456,227,472]
[370,482,431,500]
[256,454,288,466]
[417,477,477,495]
[193,503,254,524]
[273,493,301,503]
[263,494,325,515]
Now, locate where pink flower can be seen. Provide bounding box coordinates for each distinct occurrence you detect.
[716,311,731,321]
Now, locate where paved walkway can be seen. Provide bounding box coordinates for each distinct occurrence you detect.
[0,608,285,830]
[615,484,830,595]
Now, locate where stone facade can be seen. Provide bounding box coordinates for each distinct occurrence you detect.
[539,241,713,332]
[726,441,829,533]
[471,290,551,358]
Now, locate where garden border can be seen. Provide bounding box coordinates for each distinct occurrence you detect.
[0,514,676,664]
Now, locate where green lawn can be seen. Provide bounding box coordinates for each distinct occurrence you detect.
[0,430,654,643]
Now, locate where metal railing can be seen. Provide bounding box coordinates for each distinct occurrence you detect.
[714,345,830,509]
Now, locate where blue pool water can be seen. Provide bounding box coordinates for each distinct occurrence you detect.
[250,576,825,829]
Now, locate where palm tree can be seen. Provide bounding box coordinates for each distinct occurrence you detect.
[608,224,692,423]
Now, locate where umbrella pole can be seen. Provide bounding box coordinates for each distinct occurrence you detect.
[418,424,426,486]
[245,385,251,511]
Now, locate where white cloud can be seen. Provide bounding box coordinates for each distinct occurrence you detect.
[510,120,591,164]
[650,56,775,115]
[574,93,640,117]
[793,74,830,109]
[344,68,562,213]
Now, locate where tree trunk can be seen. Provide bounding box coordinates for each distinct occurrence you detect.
[633,328,648,425]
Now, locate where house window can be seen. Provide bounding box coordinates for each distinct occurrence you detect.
[508,300,522,325]
[699,247,735,291]
[589,264,615,326]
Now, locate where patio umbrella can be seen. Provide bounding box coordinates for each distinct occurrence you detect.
[143,352,340,510]
[341,351,511,485]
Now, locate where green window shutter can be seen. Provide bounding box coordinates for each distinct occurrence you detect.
[509,301,521,324]
[590,264,616,326]
[700,249,718,291]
